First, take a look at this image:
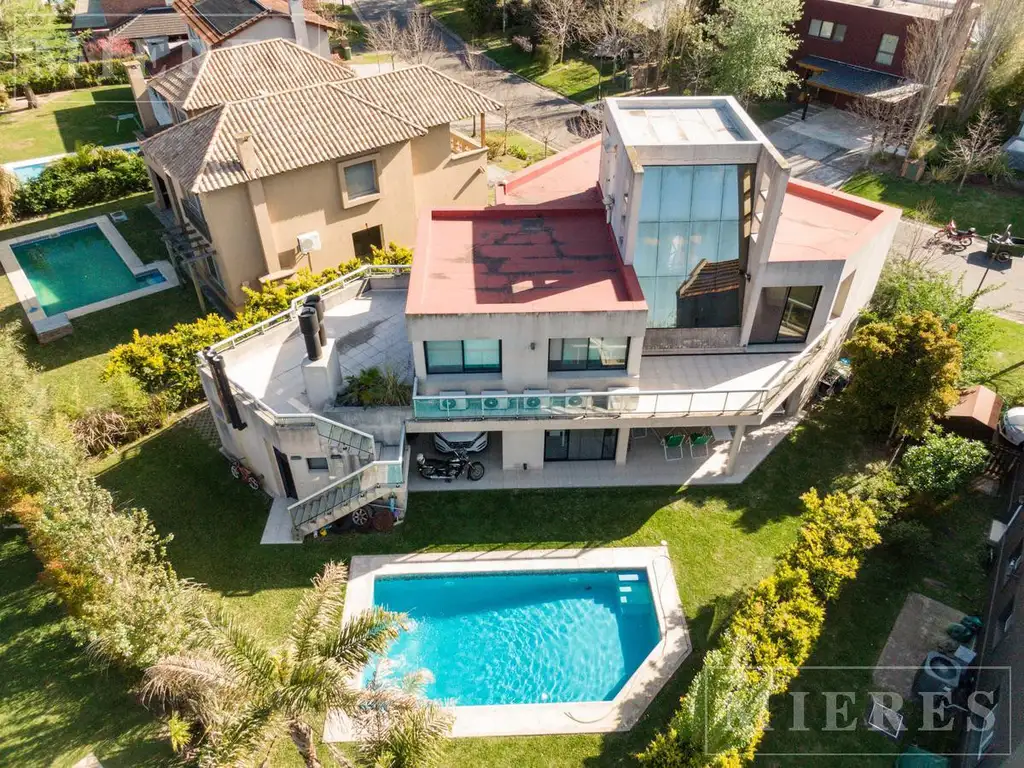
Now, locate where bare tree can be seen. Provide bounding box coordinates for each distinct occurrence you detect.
[956,0,1024,122]
[535,0,585,64]
[849,96,909,168]
[581,0,640,84]
[399,9,445,65]
[943,106,1006,191]
[365,13,403,67]
[903,1,975,158]
[494,83,527,155]
[531,118,558,158]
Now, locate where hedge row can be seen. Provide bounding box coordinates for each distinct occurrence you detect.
[0,59,131,96]
[105,243,413,408]
[639,490,881,767]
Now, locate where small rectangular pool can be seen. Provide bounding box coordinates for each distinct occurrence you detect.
[12,224,166,317]
[372,569,660,706]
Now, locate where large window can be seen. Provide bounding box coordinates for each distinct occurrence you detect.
[424,340,501,374]
[548,337,629,371]
[636,164,743,328]
[876,34,899,66]
[340,155,381,207]
[352,225,383,259]
[544,429,617,461]
[750,286,821,344]
[808,19,846,41]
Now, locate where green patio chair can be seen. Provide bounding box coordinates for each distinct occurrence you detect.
[689,431,712,458]
[662,433,685,462]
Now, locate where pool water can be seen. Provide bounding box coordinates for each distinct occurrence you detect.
[12,224,166,316]
[372,570,660,706]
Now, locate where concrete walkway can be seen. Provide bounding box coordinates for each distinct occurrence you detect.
[349,0,585,150]
[761,105,870,189]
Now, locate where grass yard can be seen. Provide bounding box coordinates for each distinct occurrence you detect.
[746,99,797,126]
[0,194,204,409]
[489,129,555,172]
[0,534,173,768]
[842,171,1024,236]
[983,315,1024,406]
[0,85,139,164]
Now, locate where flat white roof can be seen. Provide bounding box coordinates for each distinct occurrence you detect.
[609,99,750,145]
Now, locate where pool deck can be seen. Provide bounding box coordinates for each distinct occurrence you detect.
[326,546,690,740]
[0,214,178,342]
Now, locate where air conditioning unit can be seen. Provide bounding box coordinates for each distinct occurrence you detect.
[565,389,589,410]
[297,230,322,253]
[438,390,468,412]
[913,652,962,696]
[607,387,640,411]
[481,390,509,411]
[523,389,551,411]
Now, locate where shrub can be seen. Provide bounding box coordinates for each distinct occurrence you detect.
[107,249,412,407]
[14,145,150,218]
[512,35,534,53]
[0,87,9,113]
[485,135,504,159]
[899,427,989,501]
[885,519,933,558]
[83,36,134,61]
[785,489,881,601]
[507,143,529,160]
[0,166,16,224]
[0,59,132,95]
[338,366,412,407]
[465,0,498,32]
[535,42,556,70]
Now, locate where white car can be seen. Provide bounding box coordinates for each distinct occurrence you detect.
[433,431,488,454]
[999,408,1024,448]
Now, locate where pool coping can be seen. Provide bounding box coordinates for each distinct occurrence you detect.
[325,546,691,740]
[0,215,178,337]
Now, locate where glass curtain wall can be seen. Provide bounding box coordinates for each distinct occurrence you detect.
[635,165,741,328]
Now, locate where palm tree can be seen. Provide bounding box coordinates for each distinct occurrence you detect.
[143,562,451,768]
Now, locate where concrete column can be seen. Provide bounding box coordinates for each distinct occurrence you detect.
[725,424,746,476]
[785,377,810,416]
[614,427,629,466]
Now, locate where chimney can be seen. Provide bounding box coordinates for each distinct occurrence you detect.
[298,306,323,361]
[125,60,159,133]
[204,349,247,430]
[288,0,310,50]
[303,294,327,346]
[234,133,261,178]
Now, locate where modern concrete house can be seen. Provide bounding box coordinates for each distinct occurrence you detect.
[127,39,499,310]
[199,96,901,543]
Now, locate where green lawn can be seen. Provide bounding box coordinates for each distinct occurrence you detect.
[842,171,1024,236]
[490,129,554,172]
[0,194,204,409]
[0,533,174,768]
[983,315,1024,406]
[0,85,139,164]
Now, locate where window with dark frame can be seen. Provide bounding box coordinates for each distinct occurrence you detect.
[876,33,899,66]
[352,225,383,259]
[750,286,822,344]
[424,340,502,374]
[548,338,629,372]
[306,457,329,471]
[808,19,845,41]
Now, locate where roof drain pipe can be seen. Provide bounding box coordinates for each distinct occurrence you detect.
[204,348,247,431]
[303,293,327,347]
[298,305,323,362]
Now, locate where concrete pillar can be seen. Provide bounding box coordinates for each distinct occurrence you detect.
[725,424,746,476]
[125,60,158,133]
[785,377,810,416]
[614,427,629,466]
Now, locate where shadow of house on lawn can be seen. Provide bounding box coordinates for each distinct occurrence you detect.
[50,86,139,153]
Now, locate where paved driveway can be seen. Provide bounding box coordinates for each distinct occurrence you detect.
[761,105,872,188]
[350,0,584,150]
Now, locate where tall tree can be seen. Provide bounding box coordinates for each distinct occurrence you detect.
[143,562,451,768]
[0,0,77,105]
[955,0,1024,123]
[703,0,802,104]
[843,311,962,442]
[535,0,585,64]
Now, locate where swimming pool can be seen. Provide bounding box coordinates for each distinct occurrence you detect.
[4,144,140,183]
[12,223,166,316]
[373,569,660,706]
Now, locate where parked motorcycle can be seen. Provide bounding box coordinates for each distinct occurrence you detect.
[928,219,976,249]
[416,450,485,482]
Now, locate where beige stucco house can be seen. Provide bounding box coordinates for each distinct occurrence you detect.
[128,38,499,309]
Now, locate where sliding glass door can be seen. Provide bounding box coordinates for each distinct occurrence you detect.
[543,429,618,462]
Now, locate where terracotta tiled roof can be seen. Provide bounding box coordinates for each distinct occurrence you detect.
[339,65,502,128]
[173,0,333,46]
[679,259,742,299]
[149,38,354,112]
[141,84,425,193]
[112,8,188,38]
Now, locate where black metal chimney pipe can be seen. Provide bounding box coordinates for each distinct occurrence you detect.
[204,348,246,430]
[303,294,327,346]
[298,306,322,361]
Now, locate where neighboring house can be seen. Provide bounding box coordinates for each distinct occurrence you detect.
[126,38,498,311]
[174,0,335,58]
[198,96,902,542]
[72,0,170,36]
[110,7,189,62]
[793,0,975,106]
